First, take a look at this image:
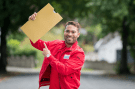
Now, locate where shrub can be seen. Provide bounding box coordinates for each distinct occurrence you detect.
[15,45,37,58]
[7,39,37,59]
[7,39,20,56]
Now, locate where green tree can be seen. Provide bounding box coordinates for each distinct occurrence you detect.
[128,16,135,72]
[86,0,135,74]
[0,0,36,72]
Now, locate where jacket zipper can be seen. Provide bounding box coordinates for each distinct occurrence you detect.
[57,48,72,89]
[58,50,72,89]
[58,50,61,89]
[59,74,61,89]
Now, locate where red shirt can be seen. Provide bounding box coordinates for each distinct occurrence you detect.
[30,39,85,89]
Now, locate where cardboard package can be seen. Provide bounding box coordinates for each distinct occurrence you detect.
[21,3,63,43]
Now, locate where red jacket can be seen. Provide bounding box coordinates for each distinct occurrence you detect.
[30,39,85,89]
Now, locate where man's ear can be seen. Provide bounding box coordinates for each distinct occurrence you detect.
[77,32,80,38]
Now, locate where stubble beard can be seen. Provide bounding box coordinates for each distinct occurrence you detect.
[64,36,76,45]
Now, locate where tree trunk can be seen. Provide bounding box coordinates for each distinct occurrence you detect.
[119,16,130,74]
[0,35,7,72]
[134,60,135,72]
[0,16,10,72]
[0,29,7,72]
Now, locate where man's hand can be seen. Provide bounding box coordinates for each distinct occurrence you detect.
[28,12,37,21]
[42,43,51,57]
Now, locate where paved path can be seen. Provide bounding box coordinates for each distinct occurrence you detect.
[0,66,135,89]
[79,73,135,89]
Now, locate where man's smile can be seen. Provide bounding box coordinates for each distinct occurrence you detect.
[66,36,74,42]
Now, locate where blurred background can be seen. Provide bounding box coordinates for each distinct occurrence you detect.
[0,0,135,89]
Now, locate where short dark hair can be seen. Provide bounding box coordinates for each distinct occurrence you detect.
[65,21,81,32]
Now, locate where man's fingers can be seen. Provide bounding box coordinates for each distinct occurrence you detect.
[30,13,36,20]
[34,12,37,16]
[43,48,46,51]
[44,43,47,49]
[28,16,31,20]
[29,15,33,20]
[31,15,35,20]
[34,12,37,19]
[43,43,48,51]
[28,12,37,21]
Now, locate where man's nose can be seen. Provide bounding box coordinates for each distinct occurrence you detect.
[68,32,72,36]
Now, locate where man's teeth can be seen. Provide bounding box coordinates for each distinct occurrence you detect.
[67,38,72,39]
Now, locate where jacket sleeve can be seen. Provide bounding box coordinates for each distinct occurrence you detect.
[47,52,85,75]
[30,39,50,51]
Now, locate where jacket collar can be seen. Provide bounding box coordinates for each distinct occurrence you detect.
[60,40,78,51]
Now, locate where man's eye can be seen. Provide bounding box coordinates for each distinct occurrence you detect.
[72,31,75,33]
[66,30,69,32]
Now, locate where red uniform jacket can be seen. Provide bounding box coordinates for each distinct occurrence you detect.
[30,39,85,89]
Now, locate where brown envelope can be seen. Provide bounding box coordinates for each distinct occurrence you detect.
[21,3,63,43]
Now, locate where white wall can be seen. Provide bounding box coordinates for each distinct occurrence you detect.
[98,36,122,63]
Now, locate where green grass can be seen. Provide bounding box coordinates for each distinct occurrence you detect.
[81,68,93,71]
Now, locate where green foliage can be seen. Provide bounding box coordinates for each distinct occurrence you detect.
[1,0,90,30]
[128,22,135,60]
[35,51,44,67]
[7,39,20,56]
[78,24,102,45]
[86,0,135,74]
[16,45,37,58]
[81,44,94,53]
[51,1,63,13]
[7,39,37,59]
[78,34,85,42]
[85,0,132,35]
[7,29,37,58]
[86,24,102,41]
[7,31,26,41]
[114,61,121,74]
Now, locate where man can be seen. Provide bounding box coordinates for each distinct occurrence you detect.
[29,12,85,89]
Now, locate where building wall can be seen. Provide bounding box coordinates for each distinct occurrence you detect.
[98,36,122,63]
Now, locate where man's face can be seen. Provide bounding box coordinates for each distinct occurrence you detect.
[64,25,80,45]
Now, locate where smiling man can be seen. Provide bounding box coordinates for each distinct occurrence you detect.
[64,23,80,47]
[29,13,85,89]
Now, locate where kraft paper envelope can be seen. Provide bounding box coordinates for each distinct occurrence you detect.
[21,3,63,43]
